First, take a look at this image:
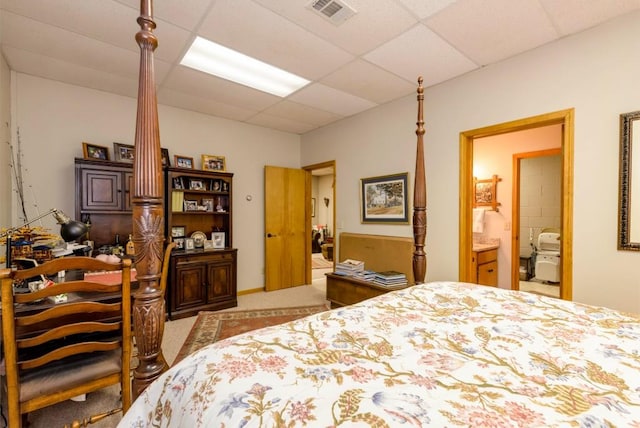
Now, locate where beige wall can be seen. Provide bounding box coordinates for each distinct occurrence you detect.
[301,11,640,313]
[11,74,300,291]
[0,52,11,257]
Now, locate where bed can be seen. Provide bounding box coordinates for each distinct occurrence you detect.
[120,282,640,426]
[125,2,640,426]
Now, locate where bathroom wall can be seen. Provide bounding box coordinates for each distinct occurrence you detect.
[519,155,562,256]
[474,125,561,288]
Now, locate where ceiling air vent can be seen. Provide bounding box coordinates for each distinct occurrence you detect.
[307,0,356,25]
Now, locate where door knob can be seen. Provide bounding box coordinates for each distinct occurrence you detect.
[266,233,277,238]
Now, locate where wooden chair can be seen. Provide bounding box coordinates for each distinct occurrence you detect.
[0,256,133,427]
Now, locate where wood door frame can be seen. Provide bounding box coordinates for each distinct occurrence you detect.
[459,109,574,301]
[303,160,336,281]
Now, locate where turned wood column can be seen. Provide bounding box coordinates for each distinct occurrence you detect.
[412,77,427,283]
[131,0,167,397]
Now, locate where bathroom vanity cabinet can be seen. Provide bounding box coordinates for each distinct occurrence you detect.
[471,248,498,287]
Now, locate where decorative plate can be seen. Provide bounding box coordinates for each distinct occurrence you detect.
[191,231,207,248]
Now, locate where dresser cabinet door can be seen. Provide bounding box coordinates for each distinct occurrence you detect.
[206,260,234,304]
[81,169,123,211]
[174,261,207,311]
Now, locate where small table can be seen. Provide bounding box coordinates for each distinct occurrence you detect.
[325,273,411,308]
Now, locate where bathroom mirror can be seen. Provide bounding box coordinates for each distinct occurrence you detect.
[618,110,640,251]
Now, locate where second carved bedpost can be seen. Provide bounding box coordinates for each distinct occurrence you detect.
[131,0,167,397]
[413,77,427,283]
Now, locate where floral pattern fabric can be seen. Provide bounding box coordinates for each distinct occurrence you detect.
[120,282,640,427]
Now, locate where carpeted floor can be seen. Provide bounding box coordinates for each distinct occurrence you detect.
[173,304,328,364]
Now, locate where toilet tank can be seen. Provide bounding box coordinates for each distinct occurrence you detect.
[538,232,560,252]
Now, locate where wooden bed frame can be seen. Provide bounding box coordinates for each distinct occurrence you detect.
[129,0,427,395]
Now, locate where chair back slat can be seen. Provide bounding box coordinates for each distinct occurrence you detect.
[16,302,121,327]
[19,341,121,371]
[18,321,121,349]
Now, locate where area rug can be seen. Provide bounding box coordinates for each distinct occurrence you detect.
[173,305,328,365]
[312,255,333,269]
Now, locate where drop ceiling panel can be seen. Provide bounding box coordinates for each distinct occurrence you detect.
[425,0,558,65]
[162,66,281,111]
[397,0,457,20]
[260,100,343,127]
[539,0,640,35]
[253,0,418,56]
[246,113,317,135]
[3,46,139,98]
[365,24,477,87]
[2,13,141,80]
[320,59,416,104]
[158,88,259,122]
[288,83,377,117]
[197,0,353,80]
[116,0,213,30]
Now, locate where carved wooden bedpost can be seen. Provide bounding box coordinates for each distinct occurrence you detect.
[412,77,427,283]
[131,0,167,397]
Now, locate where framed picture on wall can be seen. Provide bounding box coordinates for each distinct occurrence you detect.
[311,198,316,218]
[360,172,409,224]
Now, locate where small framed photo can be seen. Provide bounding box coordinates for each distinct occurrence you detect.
[189,179,204,190]
[175,155,194,169]
[171,226,185,238]
[161,148,170,167]
[82,142,109,160]
[172,177,184,189]
[212,231,225,249]
[174,237,185,250]
[185,238,195,250]
[202,198,214,212]
[211,179,221,192]
[203,240,214,250]
[184,200,198,211]
[113,142,135,163]
[360,172,409,224]
[202,154,226,172]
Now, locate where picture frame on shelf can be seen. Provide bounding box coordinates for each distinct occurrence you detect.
[360,172,409,224]
[173,237,185,250]
[172,177,184,189]
[174,155,194,169]
[211,179,221,192]
[201,154,226,172]
[212,231,225,249]
[113,142,135,163]
[184,200,198,211]
[189,179,205,190]
[202,198,214,212]
[161,148,170,167]
[185,238,195,250]
[171,226,185,238]
[82,142,109,161]
[203,240,214,250]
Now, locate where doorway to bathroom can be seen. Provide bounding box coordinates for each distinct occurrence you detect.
[459,109,574,301]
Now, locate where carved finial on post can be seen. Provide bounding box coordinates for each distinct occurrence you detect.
[413,77,427,283]
[131,0,167,398]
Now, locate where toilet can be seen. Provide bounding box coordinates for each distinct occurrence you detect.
[535,232,560,282]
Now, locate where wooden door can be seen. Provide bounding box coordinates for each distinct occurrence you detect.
[264,166,310,291]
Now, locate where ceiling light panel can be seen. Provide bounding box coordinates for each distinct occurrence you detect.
[181,36,310,97]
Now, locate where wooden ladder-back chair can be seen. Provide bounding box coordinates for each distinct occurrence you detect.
[0,256,133,427]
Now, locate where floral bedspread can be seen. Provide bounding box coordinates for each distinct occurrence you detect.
[120,281,640,427]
